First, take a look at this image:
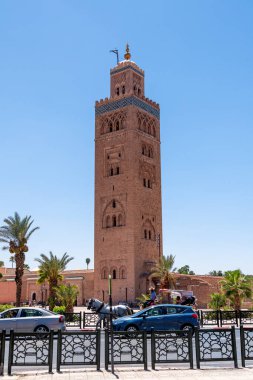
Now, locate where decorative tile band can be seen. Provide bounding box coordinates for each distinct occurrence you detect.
[110,65,144,77]
[95,96,160,119]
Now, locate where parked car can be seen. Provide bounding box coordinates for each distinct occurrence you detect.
[112,304,199,332]
[0,307,66,333]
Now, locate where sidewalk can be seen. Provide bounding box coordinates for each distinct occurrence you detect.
[4,368,253,380]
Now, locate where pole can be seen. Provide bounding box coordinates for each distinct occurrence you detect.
[108,275,114,374]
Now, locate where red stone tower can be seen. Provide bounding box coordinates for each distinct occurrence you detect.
[94,45,163,303]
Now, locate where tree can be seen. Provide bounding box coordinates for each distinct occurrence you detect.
[208,292,227,310]
[0,261,4,267]
[24,264,30,270]
[177,265,195,275]
[150,255,176,289]
[220,269,252,311]
[9,256,15,268]
[209,270,223,276]
[35,252,73,310]
[55,284,79,313]
[0,212,39,306]
[86,258,91,270]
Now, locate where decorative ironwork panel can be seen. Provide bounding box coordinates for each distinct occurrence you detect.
[220,311,238,326]
[197,329,235,361]
[108,331,147,365]
[59,332,98,365]
[64,312,81,327]
[200,310,219,326]
[240,311,253,325]
[96,96,160,120]
[83,312,100,328]
[11,334,50,365]
[243,328,253,360]
[153,331,191,363]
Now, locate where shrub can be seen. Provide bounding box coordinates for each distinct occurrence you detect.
[0,304,13,312]
[53,305,66,314]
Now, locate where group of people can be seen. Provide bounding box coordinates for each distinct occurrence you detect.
[142,287,196,309]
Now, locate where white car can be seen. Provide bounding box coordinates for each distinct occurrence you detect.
[0,307,66,333]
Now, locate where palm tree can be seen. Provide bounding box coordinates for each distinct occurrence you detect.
[86,258,90,270]
[9,256,15,268]
[220,269,252,311]
[55,284,79,313]
[208,292,227,310]
[150,254,176,289]
[35,252,73,310]
[0,212,39,306]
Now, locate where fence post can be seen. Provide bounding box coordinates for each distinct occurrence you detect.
[194,327,200,369]
[235,310,239,327]
[83,311,85,329]
[56,329,62,372]
[96,329,101,371]
[231,326,238,368]
[151,328,155,370]
[0,330,5,376]
[49,330,54,374]
[8,330,14,376]
[188,329,194,369]
[240,325,245,368]
[143,331,148,371]
[104,328,109,371]
[219,310,222,327]
[200,310,203,327]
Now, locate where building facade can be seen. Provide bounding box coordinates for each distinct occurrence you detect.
[94,47,163,303]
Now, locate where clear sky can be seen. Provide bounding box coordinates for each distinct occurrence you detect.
[0,1,252,274]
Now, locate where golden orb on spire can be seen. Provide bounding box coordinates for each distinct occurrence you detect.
[124,43,131,60]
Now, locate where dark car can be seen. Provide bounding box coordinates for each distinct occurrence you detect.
[112,304,199,332]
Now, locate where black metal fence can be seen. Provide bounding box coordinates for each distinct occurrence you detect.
[105,329,147,370]
[8,330,54,375]
[57,330,100,371]
[1,326,253,375]
[200,310,253,327]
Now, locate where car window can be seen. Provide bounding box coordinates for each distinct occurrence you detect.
[20,309,43,317]
[164,307,177,314]
[1,309,19,318]
[146,307,163,316]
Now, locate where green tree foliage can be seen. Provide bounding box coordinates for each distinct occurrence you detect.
[177,265,195,275]
[0,261,4,267]
[0,212,39,306]
[220,269,252,311]
[35,252,73,310]
[150,255,176,289]
[208,292,227,310]
[55,284,79,313]
[209,270,223,276]
[85,258,91,270]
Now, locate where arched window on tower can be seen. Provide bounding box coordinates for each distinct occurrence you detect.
[112,200,116,208]
[106,215,111,228]
[144,229,147,239]
[116,120,119,131]
[110,168,113,176]
[138,88,141,96]
[112,215,117,227]
[112,269,117,279]
[122,85,125,95]
[118,214,123,226]
[149,230,152,240]
[116,167,120,175]
[116,87,119,96]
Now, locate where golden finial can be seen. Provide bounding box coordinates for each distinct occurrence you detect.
[124,43,131,60]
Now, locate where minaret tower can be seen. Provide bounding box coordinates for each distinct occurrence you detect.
[94,45,163,303]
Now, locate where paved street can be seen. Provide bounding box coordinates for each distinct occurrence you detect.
[2,367,253,380]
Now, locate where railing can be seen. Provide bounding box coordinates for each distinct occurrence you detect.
[1,326,253,375]
[64,312,82,328]
[199,310,253,327]
[57,330,100,371]
[195,326,238,368]
[8,330,54,375]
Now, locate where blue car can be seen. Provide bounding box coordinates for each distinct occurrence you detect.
[112,304,199,332]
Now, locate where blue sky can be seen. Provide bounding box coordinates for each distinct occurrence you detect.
[0,1,252,274]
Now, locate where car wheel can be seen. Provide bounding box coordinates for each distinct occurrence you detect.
[181,324,194,336]
[125,325,139,332]
[34,325,49,338]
